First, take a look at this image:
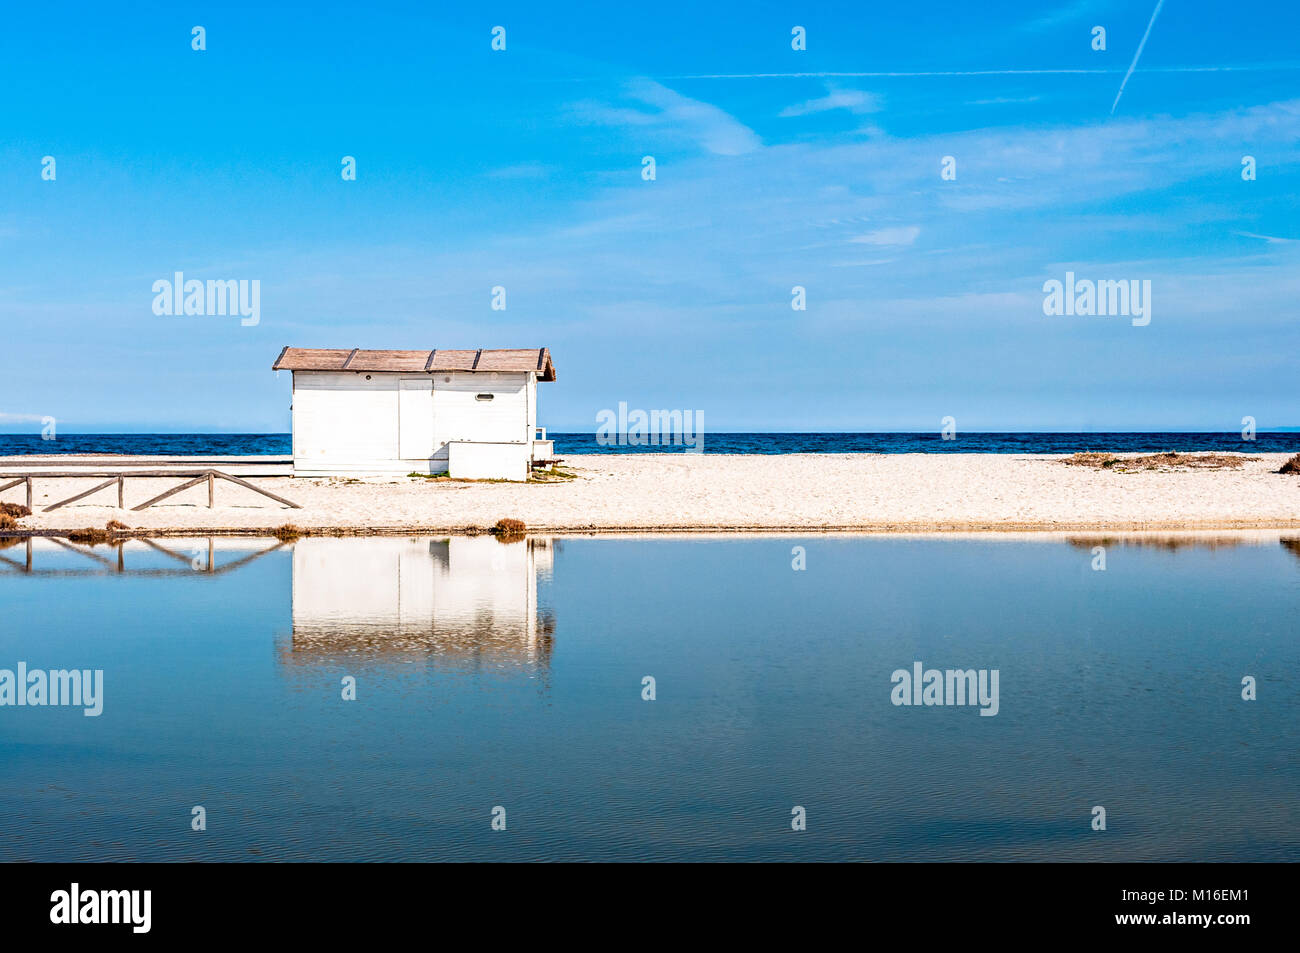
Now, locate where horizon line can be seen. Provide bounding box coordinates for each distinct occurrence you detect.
[2,429,1296,437]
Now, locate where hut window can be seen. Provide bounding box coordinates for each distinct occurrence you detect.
[475,393,494,401]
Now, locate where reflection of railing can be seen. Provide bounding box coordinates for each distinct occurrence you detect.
[0,536,289,576]
[0,469,300,512]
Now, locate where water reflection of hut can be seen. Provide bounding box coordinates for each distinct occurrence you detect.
[284,536,556,670]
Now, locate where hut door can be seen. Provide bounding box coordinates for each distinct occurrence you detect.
[398,379,435,459]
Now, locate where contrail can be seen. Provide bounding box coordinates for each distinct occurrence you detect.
[543,61,1300,85]
[669,69,1116,78]
[1111,0,1166,114]
[647,64,1295,81]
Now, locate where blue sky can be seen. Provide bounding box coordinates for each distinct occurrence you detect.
[2,0,1299,432]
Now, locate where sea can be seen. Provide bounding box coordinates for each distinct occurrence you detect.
[1,432,1297,456]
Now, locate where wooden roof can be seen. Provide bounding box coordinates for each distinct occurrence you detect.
[273,347,555,381]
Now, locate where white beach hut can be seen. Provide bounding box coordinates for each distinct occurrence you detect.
[272,347,556,480]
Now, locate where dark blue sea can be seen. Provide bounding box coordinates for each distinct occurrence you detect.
[1,432,1297,456]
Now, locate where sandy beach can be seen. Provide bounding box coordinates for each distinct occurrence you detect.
[3,452,1298,535]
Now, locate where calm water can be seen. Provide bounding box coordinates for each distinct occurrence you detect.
[1,534,1297,862]
[2,431,1299,456]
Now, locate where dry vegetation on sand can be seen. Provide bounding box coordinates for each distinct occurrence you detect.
[1,504,33,531]
[1064,451,1260,471]
[0,503,31,530]
[59,520,133,545]
[1279,454,1300,474]
[491,518,527,541]
[64,528,116,545]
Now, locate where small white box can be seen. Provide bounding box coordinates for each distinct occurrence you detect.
[447,441,530,482]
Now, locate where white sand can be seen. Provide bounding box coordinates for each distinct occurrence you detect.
[6,453,1300,534]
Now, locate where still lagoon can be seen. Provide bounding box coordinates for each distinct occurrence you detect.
[1,533,1296,861]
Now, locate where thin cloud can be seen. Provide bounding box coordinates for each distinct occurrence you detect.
[850,226,921,247]
[1237,231,1300,244]
[1018,0,1104,34]
[570,78,760,156]
[780,86,882,118]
